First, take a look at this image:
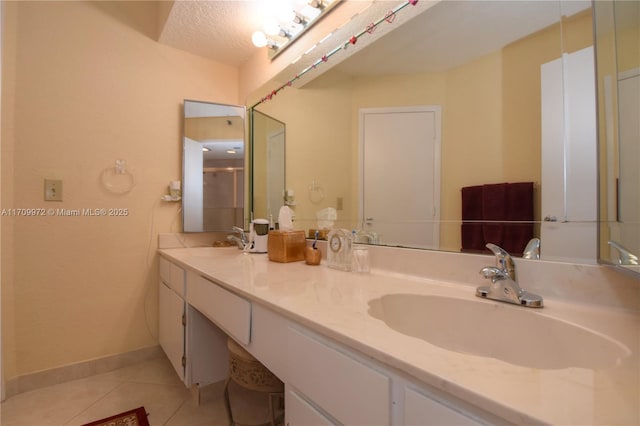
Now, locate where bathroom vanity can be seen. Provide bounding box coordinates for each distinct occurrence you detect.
[158,245,639,425]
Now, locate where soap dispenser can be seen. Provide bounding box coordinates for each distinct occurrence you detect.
[326,228,353,271]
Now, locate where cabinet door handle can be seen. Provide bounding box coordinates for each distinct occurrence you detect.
[182,313,186,326]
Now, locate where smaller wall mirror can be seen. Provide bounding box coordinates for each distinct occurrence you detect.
[183,100,246,232]
[250,109,286,224]
[594,0,640,276]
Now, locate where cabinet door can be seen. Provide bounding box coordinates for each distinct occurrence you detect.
[404,387,480,426]
[286,388,336,426]
[159,280,185,382]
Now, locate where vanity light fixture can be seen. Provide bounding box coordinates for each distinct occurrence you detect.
[202,147,211,152]
[251,0,341,59]
[226,150,237,154]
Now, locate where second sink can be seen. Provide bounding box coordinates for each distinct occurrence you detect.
[368,293,630,370]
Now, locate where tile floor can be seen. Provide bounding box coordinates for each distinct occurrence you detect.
[0,355,272,426]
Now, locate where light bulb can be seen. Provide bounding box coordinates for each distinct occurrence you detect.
[274,3,296,22]
[252,30,268,48]
[300,4,321,20]
[263,17,280,36]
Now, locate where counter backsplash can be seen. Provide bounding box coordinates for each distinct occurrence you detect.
[158,233,639,312]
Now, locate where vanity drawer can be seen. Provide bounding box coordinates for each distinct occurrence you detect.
[404,386,480,426]
[287,327,391,425]
[286,387,336,426]
[188,274,251,345]
[159,257,185,297]
[159,257,171,283]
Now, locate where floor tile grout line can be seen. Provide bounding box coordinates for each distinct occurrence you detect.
[161,392,193,426]
[60,381,127,426]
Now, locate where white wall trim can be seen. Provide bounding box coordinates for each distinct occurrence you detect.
[3,345,163,400]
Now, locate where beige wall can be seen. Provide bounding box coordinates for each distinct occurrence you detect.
[1,1,238,379]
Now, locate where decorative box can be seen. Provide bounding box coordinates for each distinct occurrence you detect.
[268,230,306,263]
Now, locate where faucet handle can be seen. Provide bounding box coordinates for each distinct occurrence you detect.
[608,240,639,265]
[486,243,515,280]
[522,238,541,260]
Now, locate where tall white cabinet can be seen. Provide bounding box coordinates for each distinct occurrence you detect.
[540,46,597,263]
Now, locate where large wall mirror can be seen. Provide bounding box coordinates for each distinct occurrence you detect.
[183,100,246,232]
[250,0,600,263]
[594,0,640,276]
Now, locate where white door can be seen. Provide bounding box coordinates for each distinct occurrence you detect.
[540,46,597,263]
[267,128,285,220]
[359,107,441,249]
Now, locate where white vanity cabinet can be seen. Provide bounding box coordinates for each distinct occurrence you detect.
[159,258,231,388]
[246,302,488,426]
[158,252,501,424]
[158,257,186,382]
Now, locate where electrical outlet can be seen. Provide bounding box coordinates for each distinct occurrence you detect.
[44,179,63,201]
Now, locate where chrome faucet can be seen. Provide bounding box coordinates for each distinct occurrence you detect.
[226,226,248,250]
[476,243,543,308]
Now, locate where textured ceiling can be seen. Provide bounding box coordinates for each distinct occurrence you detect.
[158,0,592,78]
[159,1,264,67]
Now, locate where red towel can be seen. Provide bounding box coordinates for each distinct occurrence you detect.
[504,182,534,255]
[461,185,484,252]
[461,182,534,256]
[482,183,507,250]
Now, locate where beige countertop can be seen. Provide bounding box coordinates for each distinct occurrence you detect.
[159,246,639,425]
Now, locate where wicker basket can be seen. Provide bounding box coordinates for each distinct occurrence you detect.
[227,338,283,393]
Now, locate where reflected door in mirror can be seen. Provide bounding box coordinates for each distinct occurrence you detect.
[360,106,441,249]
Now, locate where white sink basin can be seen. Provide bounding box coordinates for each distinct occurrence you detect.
[368,294,630,369]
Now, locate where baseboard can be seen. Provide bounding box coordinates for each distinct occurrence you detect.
[4,345,163,399]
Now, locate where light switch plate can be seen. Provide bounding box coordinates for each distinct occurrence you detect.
[44,179,63,201]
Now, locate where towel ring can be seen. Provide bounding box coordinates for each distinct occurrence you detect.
[308,180,324,204]
[101,160,135,195]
